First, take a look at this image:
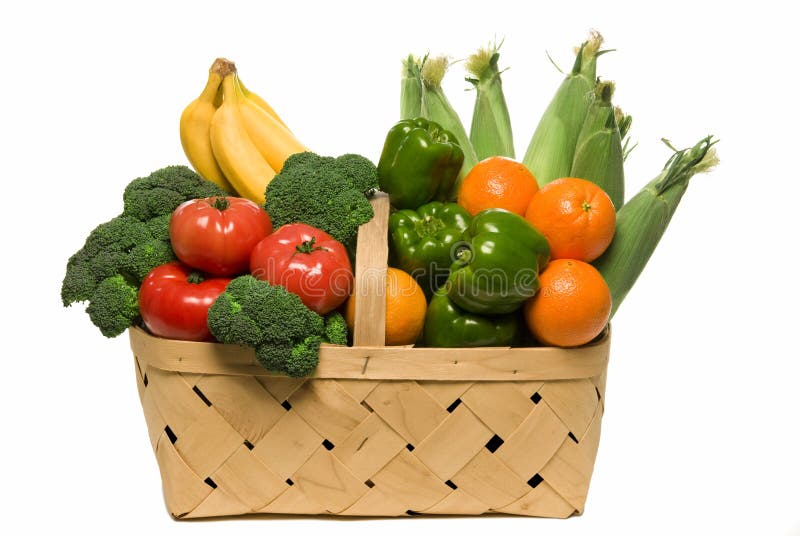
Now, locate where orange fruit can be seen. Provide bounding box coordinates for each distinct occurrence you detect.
[457,156,539,216]
[523,259,611,347]
[525,177,616,262]
[345,267,426,345]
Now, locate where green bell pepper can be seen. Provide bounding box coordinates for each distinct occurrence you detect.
[377,117,465,210]
[446,208,550,314]
[389,202,471,295]
[423,289,519,347]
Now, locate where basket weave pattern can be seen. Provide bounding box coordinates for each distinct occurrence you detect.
[133,343,606,519]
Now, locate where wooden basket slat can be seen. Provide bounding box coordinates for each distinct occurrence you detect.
[495,401,571,480]
[422,488,490,515]
[210,445,287,510]
[132,194,610,519]
[460,381,539,439]
[450,449,532,509]
[292,448,369,513]
[363,380,450,445]
[250,410,322,480]
[130,327,609,381]
[369,449,453,511]
[496,481,576,518]
[193,374,285,445]
[412,403,494,481]
[331,412,407,482]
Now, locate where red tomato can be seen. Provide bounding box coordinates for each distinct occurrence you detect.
[250,223,353,315]
[139,262,231,341]
[170,196,272,276]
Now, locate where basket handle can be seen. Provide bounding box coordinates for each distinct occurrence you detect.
[352,192,390,347]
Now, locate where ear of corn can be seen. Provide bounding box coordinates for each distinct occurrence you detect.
[466,41,514,160]
[400,54,425,120]
[570,80,625,209]
[522,32,606,186]
[420,55,479,198]
[593,135,719,317]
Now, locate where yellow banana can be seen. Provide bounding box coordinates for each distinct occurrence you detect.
[234,76,307,172]
[238,77,289,130]
[210,74,275,204]
[179,66,234,192]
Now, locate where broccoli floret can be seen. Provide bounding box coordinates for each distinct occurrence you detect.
[285,336,323,377]
[85,275,140,338]
[61,256,97,305]
[62,165,222,337]
[126,240,176,281]
[62,216,174,336]
[145,214,172,242]
[334,153,382,194]
[324,311,348,346]
[123,165,227,221]
[207,276,329,377]
[265,152,379,244]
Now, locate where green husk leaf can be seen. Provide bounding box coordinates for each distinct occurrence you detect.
[522,32,608,186]
[401,54,426,120]
[420,55,478,198]
[571,79,625,209]
[615,106,636,161]
[593,135,719,317]
[466,40,514,160]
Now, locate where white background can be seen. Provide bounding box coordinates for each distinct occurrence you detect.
[2,0,799,534]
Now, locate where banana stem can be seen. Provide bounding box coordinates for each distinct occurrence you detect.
[211,58,236,78]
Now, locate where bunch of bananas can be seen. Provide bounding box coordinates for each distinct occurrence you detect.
[180,58,306,204]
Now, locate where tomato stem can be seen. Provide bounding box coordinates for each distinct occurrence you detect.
[187,272,205,284]
[212,197,230,211]
[295,237,328,255]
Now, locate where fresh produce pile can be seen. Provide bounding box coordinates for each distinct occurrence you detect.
[381,33,718,348]
[62,33,718,377]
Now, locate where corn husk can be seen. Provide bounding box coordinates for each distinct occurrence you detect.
[420,56,479,198]
[466,41,514,160]
[522,32,606,186]
[571,80,625,209]
[400,54,425,120]
[593,136,719,317]
[615,106,636,162]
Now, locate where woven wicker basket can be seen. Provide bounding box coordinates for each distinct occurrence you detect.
[130,193,610,519]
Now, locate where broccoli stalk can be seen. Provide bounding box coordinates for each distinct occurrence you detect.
[264,152,379,244]
[207,276,347,377]
[62,165,227,337]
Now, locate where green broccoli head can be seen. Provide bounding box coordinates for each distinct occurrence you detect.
[324,311,348,346]
[122,165,227,221]
[265,152,378,244]
[85,275,140,338]
[333,153,381,194]
[207,276,328,377]
[126,240,175,281]
[62,216,174,337]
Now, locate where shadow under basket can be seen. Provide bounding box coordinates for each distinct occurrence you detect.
[129,193,611,519]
